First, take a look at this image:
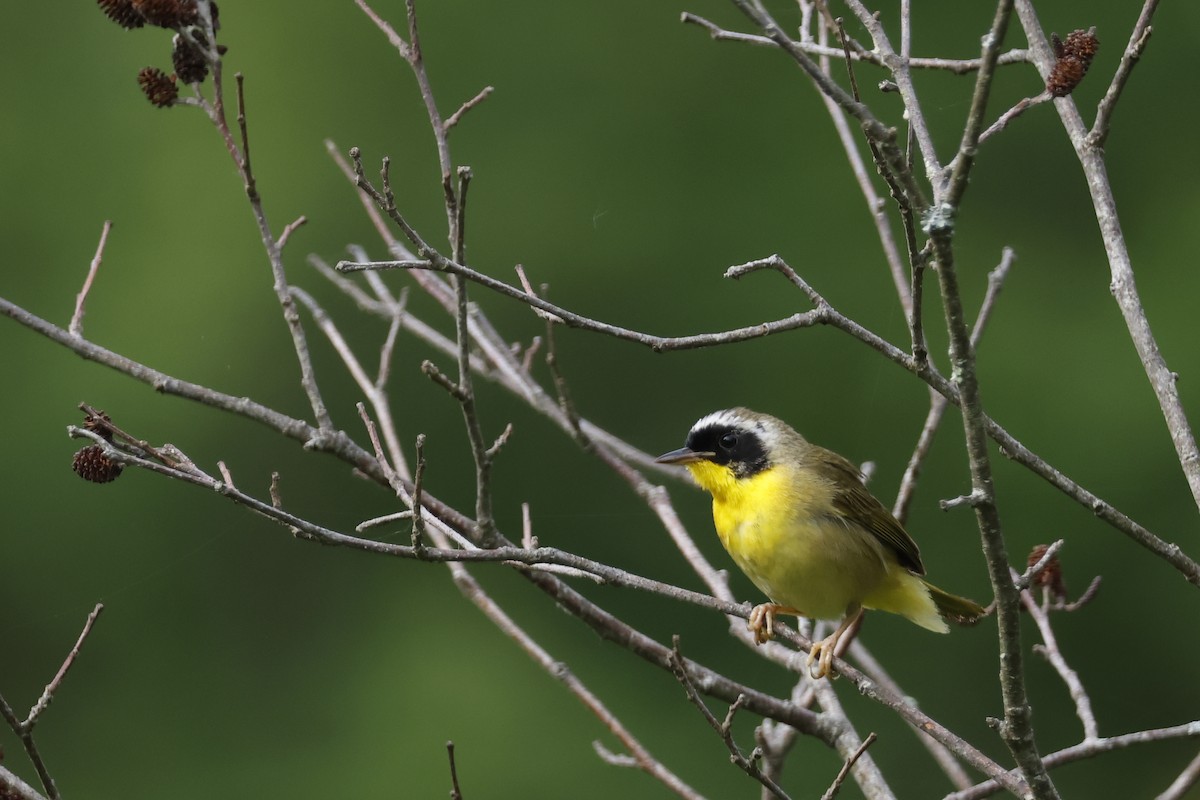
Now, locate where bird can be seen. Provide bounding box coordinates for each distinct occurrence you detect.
[656,407,985,679]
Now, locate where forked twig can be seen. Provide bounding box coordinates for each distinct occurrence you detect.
[0,603,105,800]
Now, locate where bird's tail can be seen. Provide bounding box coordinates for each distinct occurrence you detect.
[924,581,987,626]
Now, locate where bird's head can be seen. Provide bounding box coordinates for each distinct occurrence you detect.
[656,407,800,497]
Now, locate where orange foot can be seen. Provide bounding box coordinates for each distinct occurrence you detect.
[747,603,802,645]
[805,606,864,680]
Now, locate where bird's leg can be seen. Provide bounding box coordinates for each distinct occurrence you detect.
[748,603,803,645]
[807,604,863,679]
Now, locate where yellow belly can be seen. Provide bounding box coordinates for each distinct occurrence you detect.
[716,499,887,620]
[695,461,942,629]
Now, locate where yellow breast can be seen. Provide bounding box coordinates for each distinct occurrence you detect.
[686,460,890,621]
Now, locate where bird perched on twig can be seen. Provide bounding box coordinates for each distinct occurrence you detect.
[658,407,985,679]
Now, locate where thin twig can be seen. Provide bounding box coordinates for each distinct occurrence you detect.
[269,472,283,510]
[411,434,428,549]
[1090,0,1159,148]
[375,302,405,390]
[975,94,1050,150]
[25,603,105,728]
[444,86,495,131]
[821,732,877,800]
[356,510,412,532]
[69,220,113,338]
[276,215,308,250]
[446,741,463,800]
[1156,749,1200,800]
[217,460,236,490]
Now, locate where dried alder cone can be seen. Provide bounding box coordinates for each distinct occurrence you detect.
[137,66,179,107]
[96,0,145,29]
[172,34,209,84]
[1046,28,1100,98]
[82,410,116,442]
[96,0,220,31]
[73,445,124,484]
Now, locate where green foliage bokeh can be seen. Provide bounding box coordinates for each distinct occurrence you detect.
[3,2,1199,797]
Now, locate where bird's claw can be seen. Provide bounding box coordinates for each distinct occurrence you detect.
[748,603,802,646]
[806,634,837,680]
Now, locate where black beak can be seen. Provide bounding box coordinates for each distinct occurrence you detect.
[655,447,715,465]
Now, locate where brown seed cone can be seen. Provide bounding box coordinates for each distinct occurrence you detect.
[97,0,146,29]
[137,66,178,107]
[73,445,124,484]
[82,409,116,442]
[1046,58,1087,98]
[1061,28,1100,62]
[1046,28,1099,97]
[172,34,209,84]
[132,0,199,29]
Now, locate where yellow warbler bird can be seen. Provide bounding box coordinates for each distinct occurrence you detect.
[657,407,984,679]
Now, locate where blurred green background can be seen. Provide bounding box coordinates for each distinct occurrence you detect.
[3,1,1199,797]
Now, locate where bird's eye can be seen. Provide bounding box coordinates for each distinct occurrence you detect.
[719,432,738,450]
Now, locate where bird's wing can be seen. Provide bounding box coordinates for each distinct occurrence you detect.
[817,451,927,575]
